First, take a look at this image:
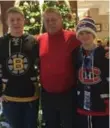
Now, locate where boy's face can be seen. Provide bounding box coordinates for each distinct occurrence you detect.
[7,12,25,34]
[43,12,62,34]
[77,31,95,45]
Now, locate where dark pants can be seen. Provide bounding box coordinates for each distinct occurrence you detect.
[41,87,77,128]
[77,114,109,128]
[3,99,39,128]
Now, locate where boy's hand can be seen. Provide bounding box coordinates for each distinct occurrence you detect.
[0,96,8,102]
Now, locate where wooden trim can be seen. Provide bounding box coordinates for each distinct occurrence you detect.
[0,1,14,34]
[69,1,78,24]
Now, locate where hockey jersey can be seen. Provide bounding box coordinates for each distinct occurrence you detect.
[72,46,109,116]
[0,33,39,102]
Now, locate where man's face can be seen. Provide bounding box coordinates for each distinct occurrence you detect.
[7,12,24,34]
[43,12,62,34]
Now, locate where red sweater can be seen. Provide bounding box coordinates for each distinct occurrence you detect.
[38,30,80,93]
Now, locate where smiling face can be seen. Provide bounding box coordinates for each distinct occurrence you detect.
[7,12,25,36]
[77,31,95,45]
[43,12,62,34]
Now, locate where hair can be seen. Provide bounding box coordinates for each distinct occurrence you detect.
[43,7,62,18]
[7,7,24,17]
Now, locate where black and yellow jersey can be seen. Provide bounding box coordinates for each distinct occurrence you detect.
[0,33,39,102]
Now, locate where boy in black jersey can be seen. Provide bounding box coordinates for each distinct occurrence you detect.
[0,7,39,128]
[73,17,109,128]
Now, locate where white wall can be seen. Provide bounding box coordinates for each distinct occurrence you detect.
[78,1,109,39]
[89,8,109,39]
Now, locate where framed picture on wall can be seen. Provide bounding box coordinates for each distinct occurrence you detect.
[96,23,101,32]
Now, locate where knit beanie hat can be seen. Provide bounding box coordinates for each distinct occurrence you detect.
[76,17,97,37]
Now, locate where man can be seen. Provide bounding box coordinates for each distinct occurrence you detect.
[37,8,80,128]
[0,7,39,128]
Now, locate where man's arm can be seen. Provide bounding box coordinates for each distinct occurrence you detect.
[67,31,81,53]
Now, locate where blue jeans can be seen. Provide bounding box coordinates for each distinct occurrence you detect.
[3,100,39,128]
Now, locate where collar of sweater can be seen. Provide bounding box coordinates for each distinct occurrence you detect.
[48,29,64,37]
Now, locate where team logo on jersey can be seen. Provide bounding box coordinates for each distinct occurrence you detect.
[7,53,29,76]
[12,38,19,46]
[78,67,101,85]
